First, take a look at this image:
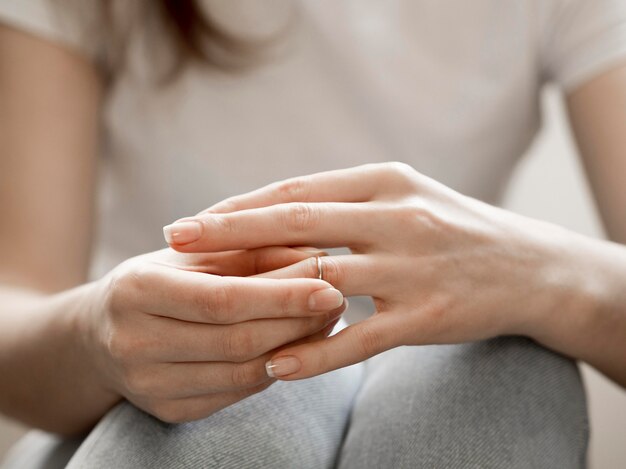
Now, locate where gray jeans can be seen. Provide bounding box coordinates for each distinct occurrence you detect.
[2,337,588,468]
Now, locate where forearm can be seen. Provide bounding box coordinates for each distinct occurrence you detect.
[527,228,626,387]
[0,283,120,435]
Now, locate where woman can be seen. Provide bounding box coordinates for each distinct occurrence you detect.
[0,0,624,467]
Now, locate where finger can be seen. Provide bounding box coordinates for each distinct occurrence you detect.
[134,266,344,323]
[169,246,328,277]
[264,313,400,380]
[165,202,379,252]
[201,164,386,214]
[254,255,391,297]
[154,355,273,398]
[149,302,348,363]
[243,246,328,275]
[153,315,343,399]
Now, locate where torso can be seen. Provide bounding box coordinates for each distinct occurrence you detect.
[91,0,544,278]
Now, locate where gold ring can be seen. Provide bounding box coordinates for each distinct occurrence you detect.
[316,255,323,281]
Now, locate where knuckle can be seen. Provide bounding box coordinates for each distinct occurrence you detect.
[391,203,418,221]
[282,203,319,233]
[212,214,236,235]
[214,198,239,213]
[106,329,137,363]
[389,203,437,231]
[306,256,320,278]
[312,345,331,374]
[278,287,295,315]
[425,303,447,325]
[381,162,418,191]
[105,278,124,313]
[122,369,153,397]
[107,272,134,312]
[386,161,414,178]
[201,282,236,323]
[105,332,125,362]
[420,296,451,332]
[231,362,266,388]
[276,178,311,201]
[107,263,154,312]
[319,256,342,286]
[104,291,160,353]
[106,328,154,369]
[354,324,384,357]
[222,328,257,362]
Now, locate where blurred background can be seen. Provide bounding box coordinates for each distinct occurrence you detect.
[1,87,624,467]
[502,87,626,468]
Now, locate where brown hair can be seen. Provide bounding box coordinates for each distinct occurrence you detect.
[155,0,261,75]
[97,0,282,81]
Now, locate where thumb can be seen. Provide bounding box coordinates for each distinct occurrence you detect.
[264,314,399,380]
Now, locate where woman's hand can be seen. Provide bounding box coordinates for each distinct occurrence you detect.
[164,162,594,380]
[78,247,345,422]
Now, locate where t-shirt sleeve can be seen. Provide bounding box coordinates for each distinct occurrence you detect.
[0,0,103,64]
[541,0,626,92]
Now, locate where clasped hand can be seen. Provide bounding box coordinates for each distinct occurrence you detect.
[165,162,567,380]
[84,247,345,423]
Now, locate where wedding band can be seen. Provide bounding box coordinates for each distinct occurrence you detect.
[316,255,324,281]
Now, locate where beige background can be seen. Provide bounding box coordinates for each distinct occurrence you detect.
[1,88,625,466]
[501,88,626,468]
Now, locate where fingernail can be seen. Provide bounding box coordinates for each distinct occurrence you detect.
[265,356,301,378]
[308,288,344,312]
[162,221,202,245]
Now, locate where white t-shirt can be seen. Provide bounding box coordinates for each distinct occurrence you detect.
[1,0,626,281]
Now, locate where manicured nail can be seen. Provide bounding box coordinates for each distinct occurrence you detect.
[162,221,202,245]
[265,356,301,378]
[308,288,344,312]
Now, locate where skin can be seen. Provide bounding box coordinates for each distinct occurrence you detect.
[166,76,626,386]
[0,26,345,434]
[167,161,626,386]
[0,23,625,436]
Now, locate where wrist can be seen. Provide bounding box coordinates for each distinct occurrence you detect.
[2,283,122,434]
[65,281,121,401]
[488,208,587,338]
[501,214,626,385]
[518,225,610,353]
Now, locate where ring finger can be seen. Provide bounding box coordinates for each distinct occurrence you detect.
[254,254,392,298]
